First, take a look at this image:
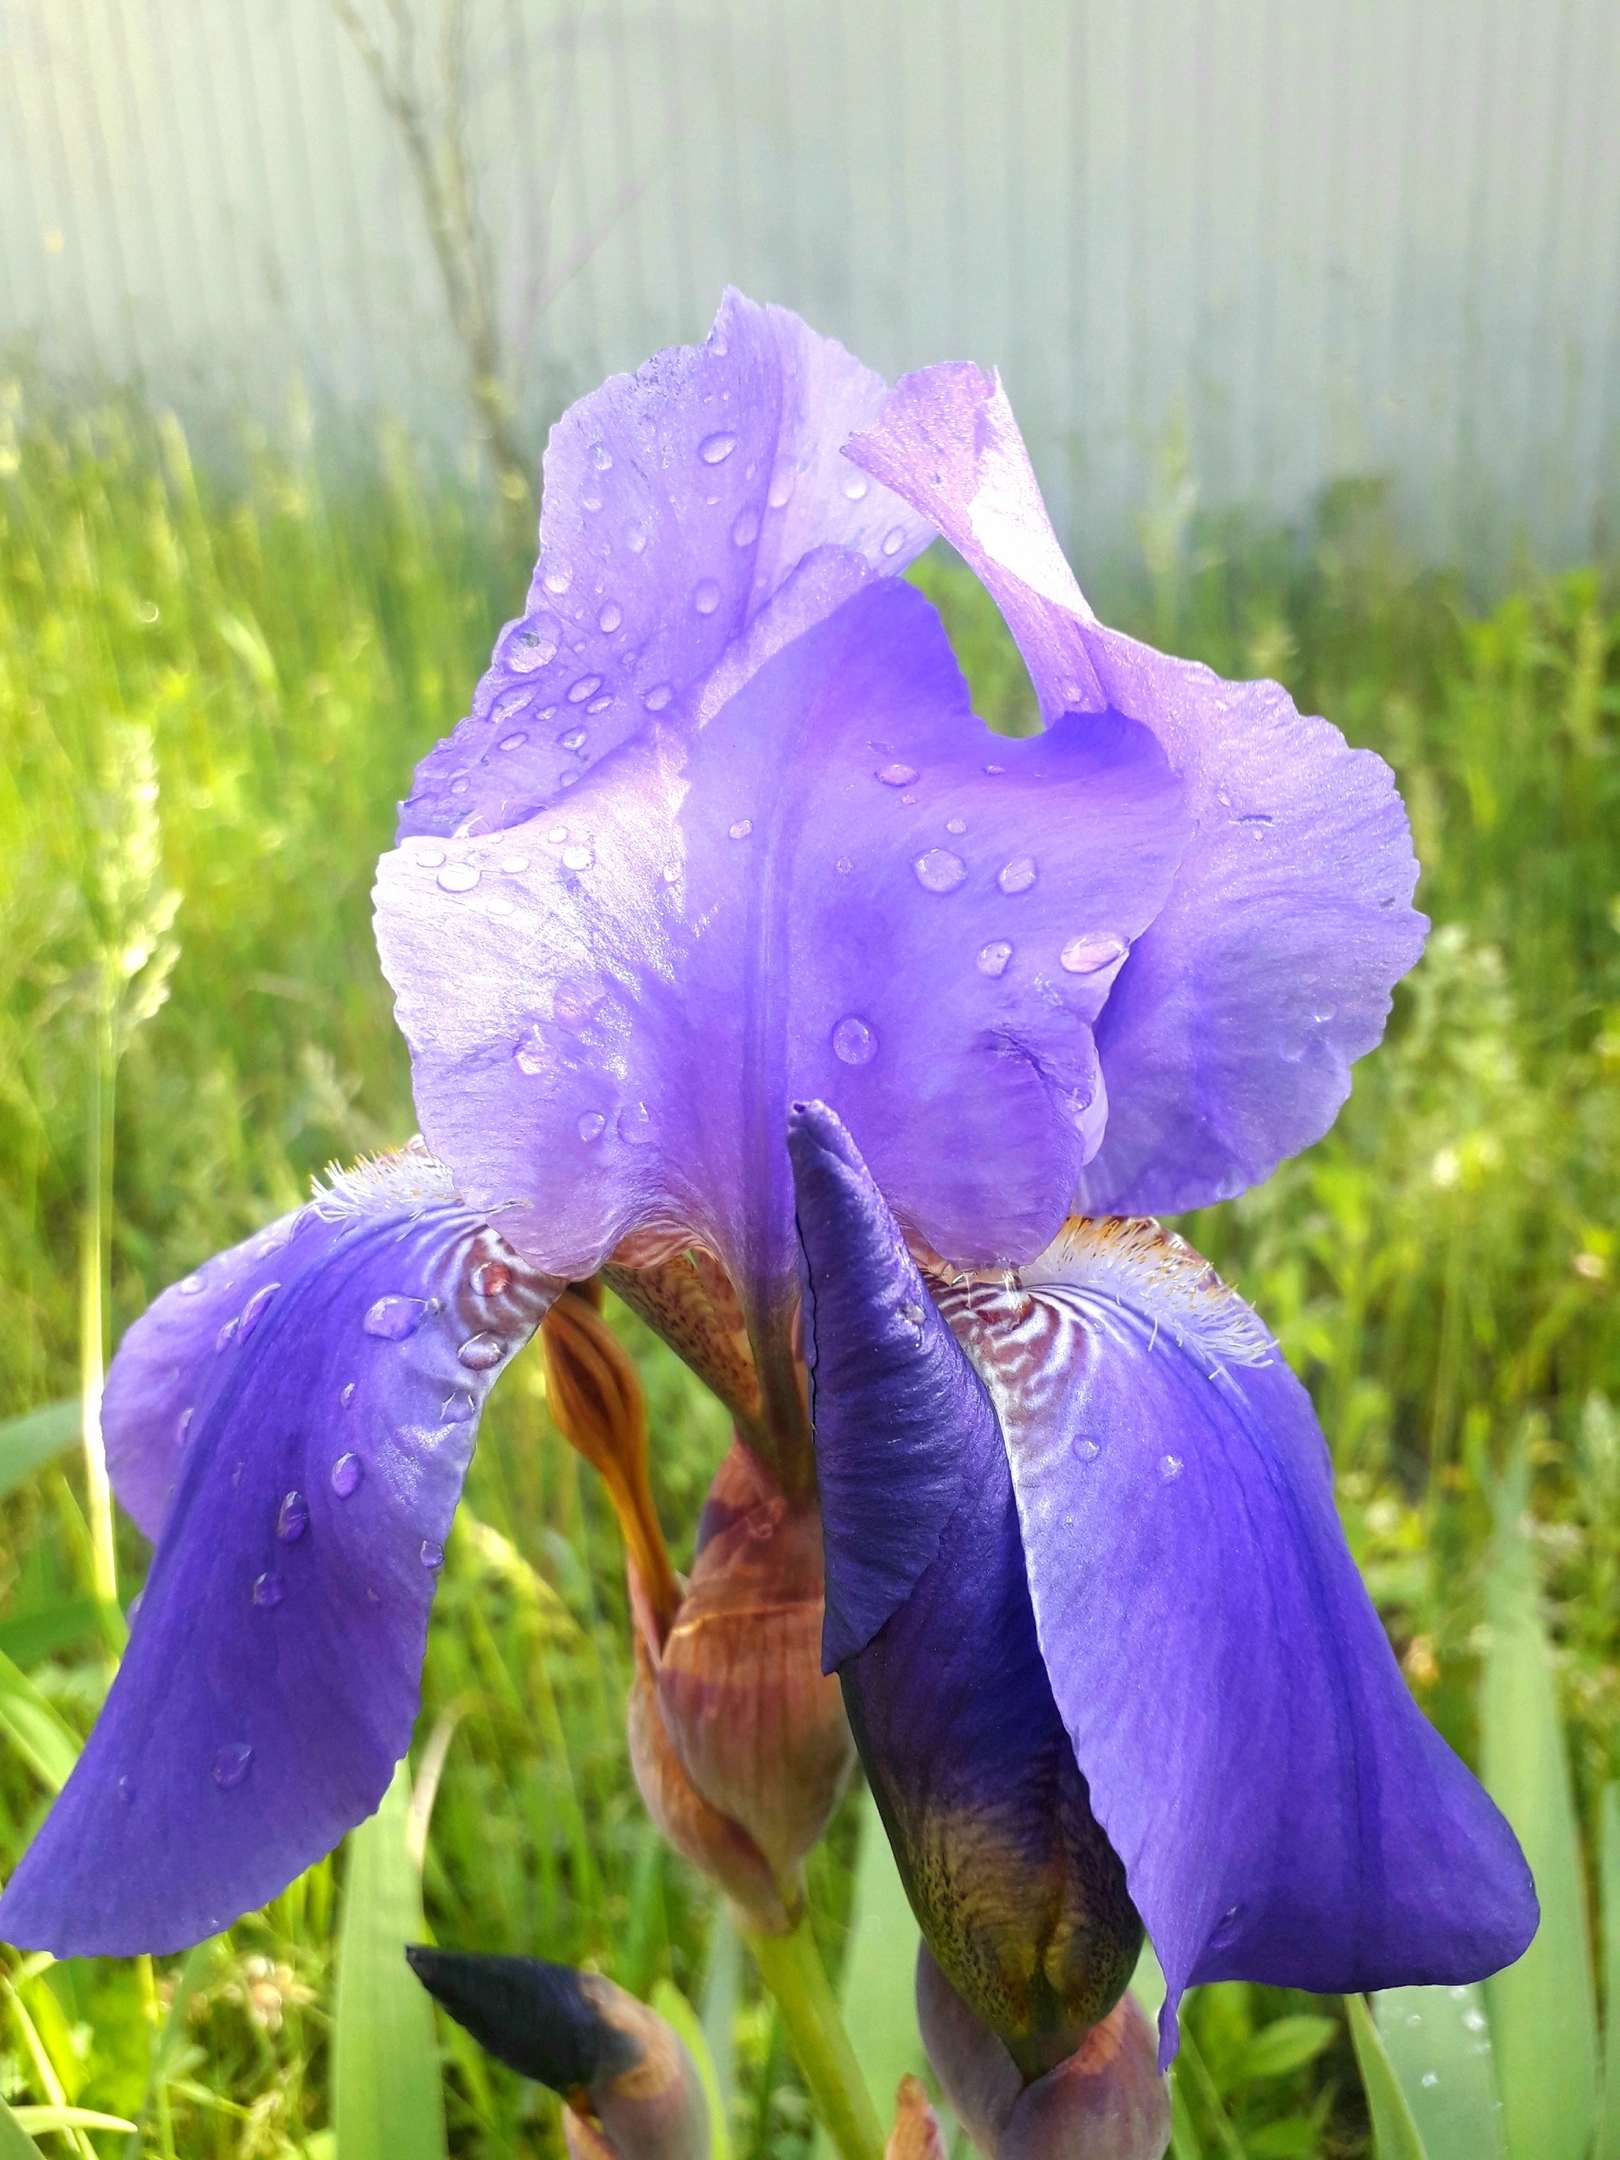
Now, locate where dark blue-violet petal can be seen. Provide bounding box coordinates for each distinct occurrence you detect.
[399,289,934,844]
[377,579,1188,1316]
[790,1104,1140,2057]
[944,1220,1537,2064]
[0,1151,557,1955]
[847,364,1427,1215]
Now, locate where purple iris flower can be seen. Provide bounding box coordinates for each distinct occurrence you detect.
[0,290,1535,2040]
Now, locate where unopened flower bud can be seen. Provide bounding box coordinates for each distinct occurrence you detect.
[629,1439,854,1932]
[916,1947,1169,2160]
[887,2074,948,2160]
[408,1946,709,2160]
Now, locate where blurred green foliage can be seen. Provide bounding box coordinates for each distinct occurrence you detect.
[0,381,1615,2157]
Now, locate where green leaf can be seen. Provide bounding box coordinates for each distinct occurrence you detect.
[1480,1459,1600,2160]
[1346,1994,1428,2160]
[1237,2014,1337,2082]
[1246,2124,1320,2158]
[0,1402,77,1502]
[10,2108,136,2134]
[653,1978,733,2160]
[1374,1986,1506,2160]
[1598,1784,1620,2160]
[0,2099,41,2159]
[332,1758,447,2160]
[0,1647,81,1792]
[0,1601,102,1669]
[822,1783,929,2143]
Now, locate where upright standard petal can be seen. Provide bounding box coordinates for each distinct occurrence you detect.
[399,289,934,844]
[0,1149,557,1955]
[937,1218,1538,2061]
[378,580,1188,1351]
[847,364,1427,1214]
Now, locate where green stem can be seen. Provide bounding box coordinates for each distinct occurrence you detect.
[745,1913,885,2160]
[81,993,119,1620]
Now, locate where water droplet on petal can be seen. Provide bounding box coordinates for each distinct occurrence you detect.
[514,1027,550,1077]
[214,1741,254,1789]
[364,1295,431,1340]
[841,468,869,500]
[627,523,648,554]
[1060,932,1126,975]
[767,460,796,508]
[983,762,1006,775]
[699,430,739,465]
[900,1301,925,1326]
[598,600,623,633]
[882,525,907,556]
[331,1453,363,1499]
[238,1282,279,1338]
[340,1382,356,1408]
[561,841,594,872]
[176,1406,194,1445]
[1074,1438,1100,1463]
[578,1110,606,1143]
[438,863,480,894]
[731,506,761,547]
[835,856,853,874]
[945,817,966,835]
[877,762,917,787]
[252,1570,283,1607]
[543,565,572,596]
[421,1539,445,1571]
[832,1016,877,1065]
[441,1393,474,1424]
[458,1333,505,1371]
[913,847,966,894]
[1313,1002,1337,1023]
[567,673,602,704]
[729,818,753,840]
[501,854,530,874]
[1159,1454,1184,1482]
[592,442,613,471]
[498,731,528,752]
[277,1490,309,1542]
[117,1774,134,1803]
[508,623,559,672]
[179,1274,206,1296]
[215,1317,238,1351]
[643,682,673,711]
[560,727,587,751]
[998,855,1038,895]
[693,578,721,615]
[618,1101,655,1144]
[977,940,1013,977]
[472,1260,511,1299]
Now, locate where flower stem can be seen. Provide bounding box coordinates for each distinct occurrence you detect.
[81,994,120,1629]
[745,1913,885,2160]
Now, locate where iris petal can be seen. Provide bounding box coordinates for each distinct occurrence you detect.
[0,1151,556,1955]
[942,1219,1538,2062]
[399,288,934,844]
[848,363,1428,1214]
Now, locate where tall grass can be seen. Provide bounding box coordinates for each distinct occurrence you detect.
[0,380,1615,2157]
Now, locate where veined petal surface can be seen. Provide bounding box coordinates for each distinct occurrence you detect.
[939,1220,1538,2062]
[0,1151,556,1955]
[378,580,1188,1315]
[848,364,1427,1214]
[399,289,934,843]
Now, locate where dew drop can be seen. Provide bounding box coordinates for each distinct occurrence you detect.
[627,523,648,554]
[176,1405,194,1445]
[876,762,917,787]
[1313,1002,1337,1024]
[913,847,966,893]
[542,565,572,596]
[364,1294,431,1340]
[644,682,674,711]
[592,442,613,471]
[277,1490,309,1542]
[448,777,469,795]
[900,1301,925,1326]
[882,525,907,556]
[560,726,587,751]
[598,600,623,633]
[340,1382,356,1408]
[977,940,1013,978]
[998,855,1038,895]
[1420,2073,1439,2090]
[582,488,602,514]
[767,460,797,508]
[586,695,612,716]
[179,1274,206,1296]
[500,854,530,874]
[1279,1040,1307,1064]
[213,1741,253,1790]
[215,1317,238,1351]
[699,429,739,465]
[472,1260,511,1299]
[693,577,722,615]
[238,1283,279,1338]
[578,1110,607,1143]
[983,762,1006,775]
[841,468,869,500]
[835,856,853,874]
[498,731,528,752]
[729,818,753,840]
[514,1028,551,1077]
[662,861,681,884]
[567,673,602,703]
[547,824,569,843]
[1074,1438,1100,1463]
[420,1540,445,1571]
[441,1393,474,1424]
[1060,932,1126,975]
[618,1100,655,1145]
[458,1333,505,1371]
[832,1015,877,1066]
[491,689,529,724]
[252,1570,283,1608]
[1159,1454,1184,1482]
[945,816,967,835]
[731,506,761,547]
[437,862,480,894]
[508,623,559,673]
[1462,2009,1487,2034]
[331,1452,363,1499]
[560,841,594,872]
[117,1774,134,1803]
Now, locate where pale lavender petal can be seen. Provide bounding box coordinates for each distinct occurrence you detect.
[0,1152,556,1954]
[377,582,1187,1321]
[848,365,1426,1213]
[400,289,934,843]
[948,1221,1538,2064]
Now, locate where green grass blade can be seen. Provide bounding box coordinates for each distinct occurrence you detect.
[653,1979,733,2160]
[1346,1995,1428,2160]
[1481,1460,1600,2160]
[0,2100,41,2159]
[0,1648,81,1792]
[0,1601,103,1669]
[701,1900,741,2125]
[332,1758,447,2160]
[1374,1987,1506,2160]
[1597,1784,1620,2160]
[0,1403,77,1502]
[825,1784,928,2141]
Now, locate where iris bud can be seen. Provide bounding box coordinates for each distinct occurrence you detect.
[407,1947,709,2160]
[887,2074,948,2160]
[916,1947,1169,2160]
[629,1439,855,1932]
